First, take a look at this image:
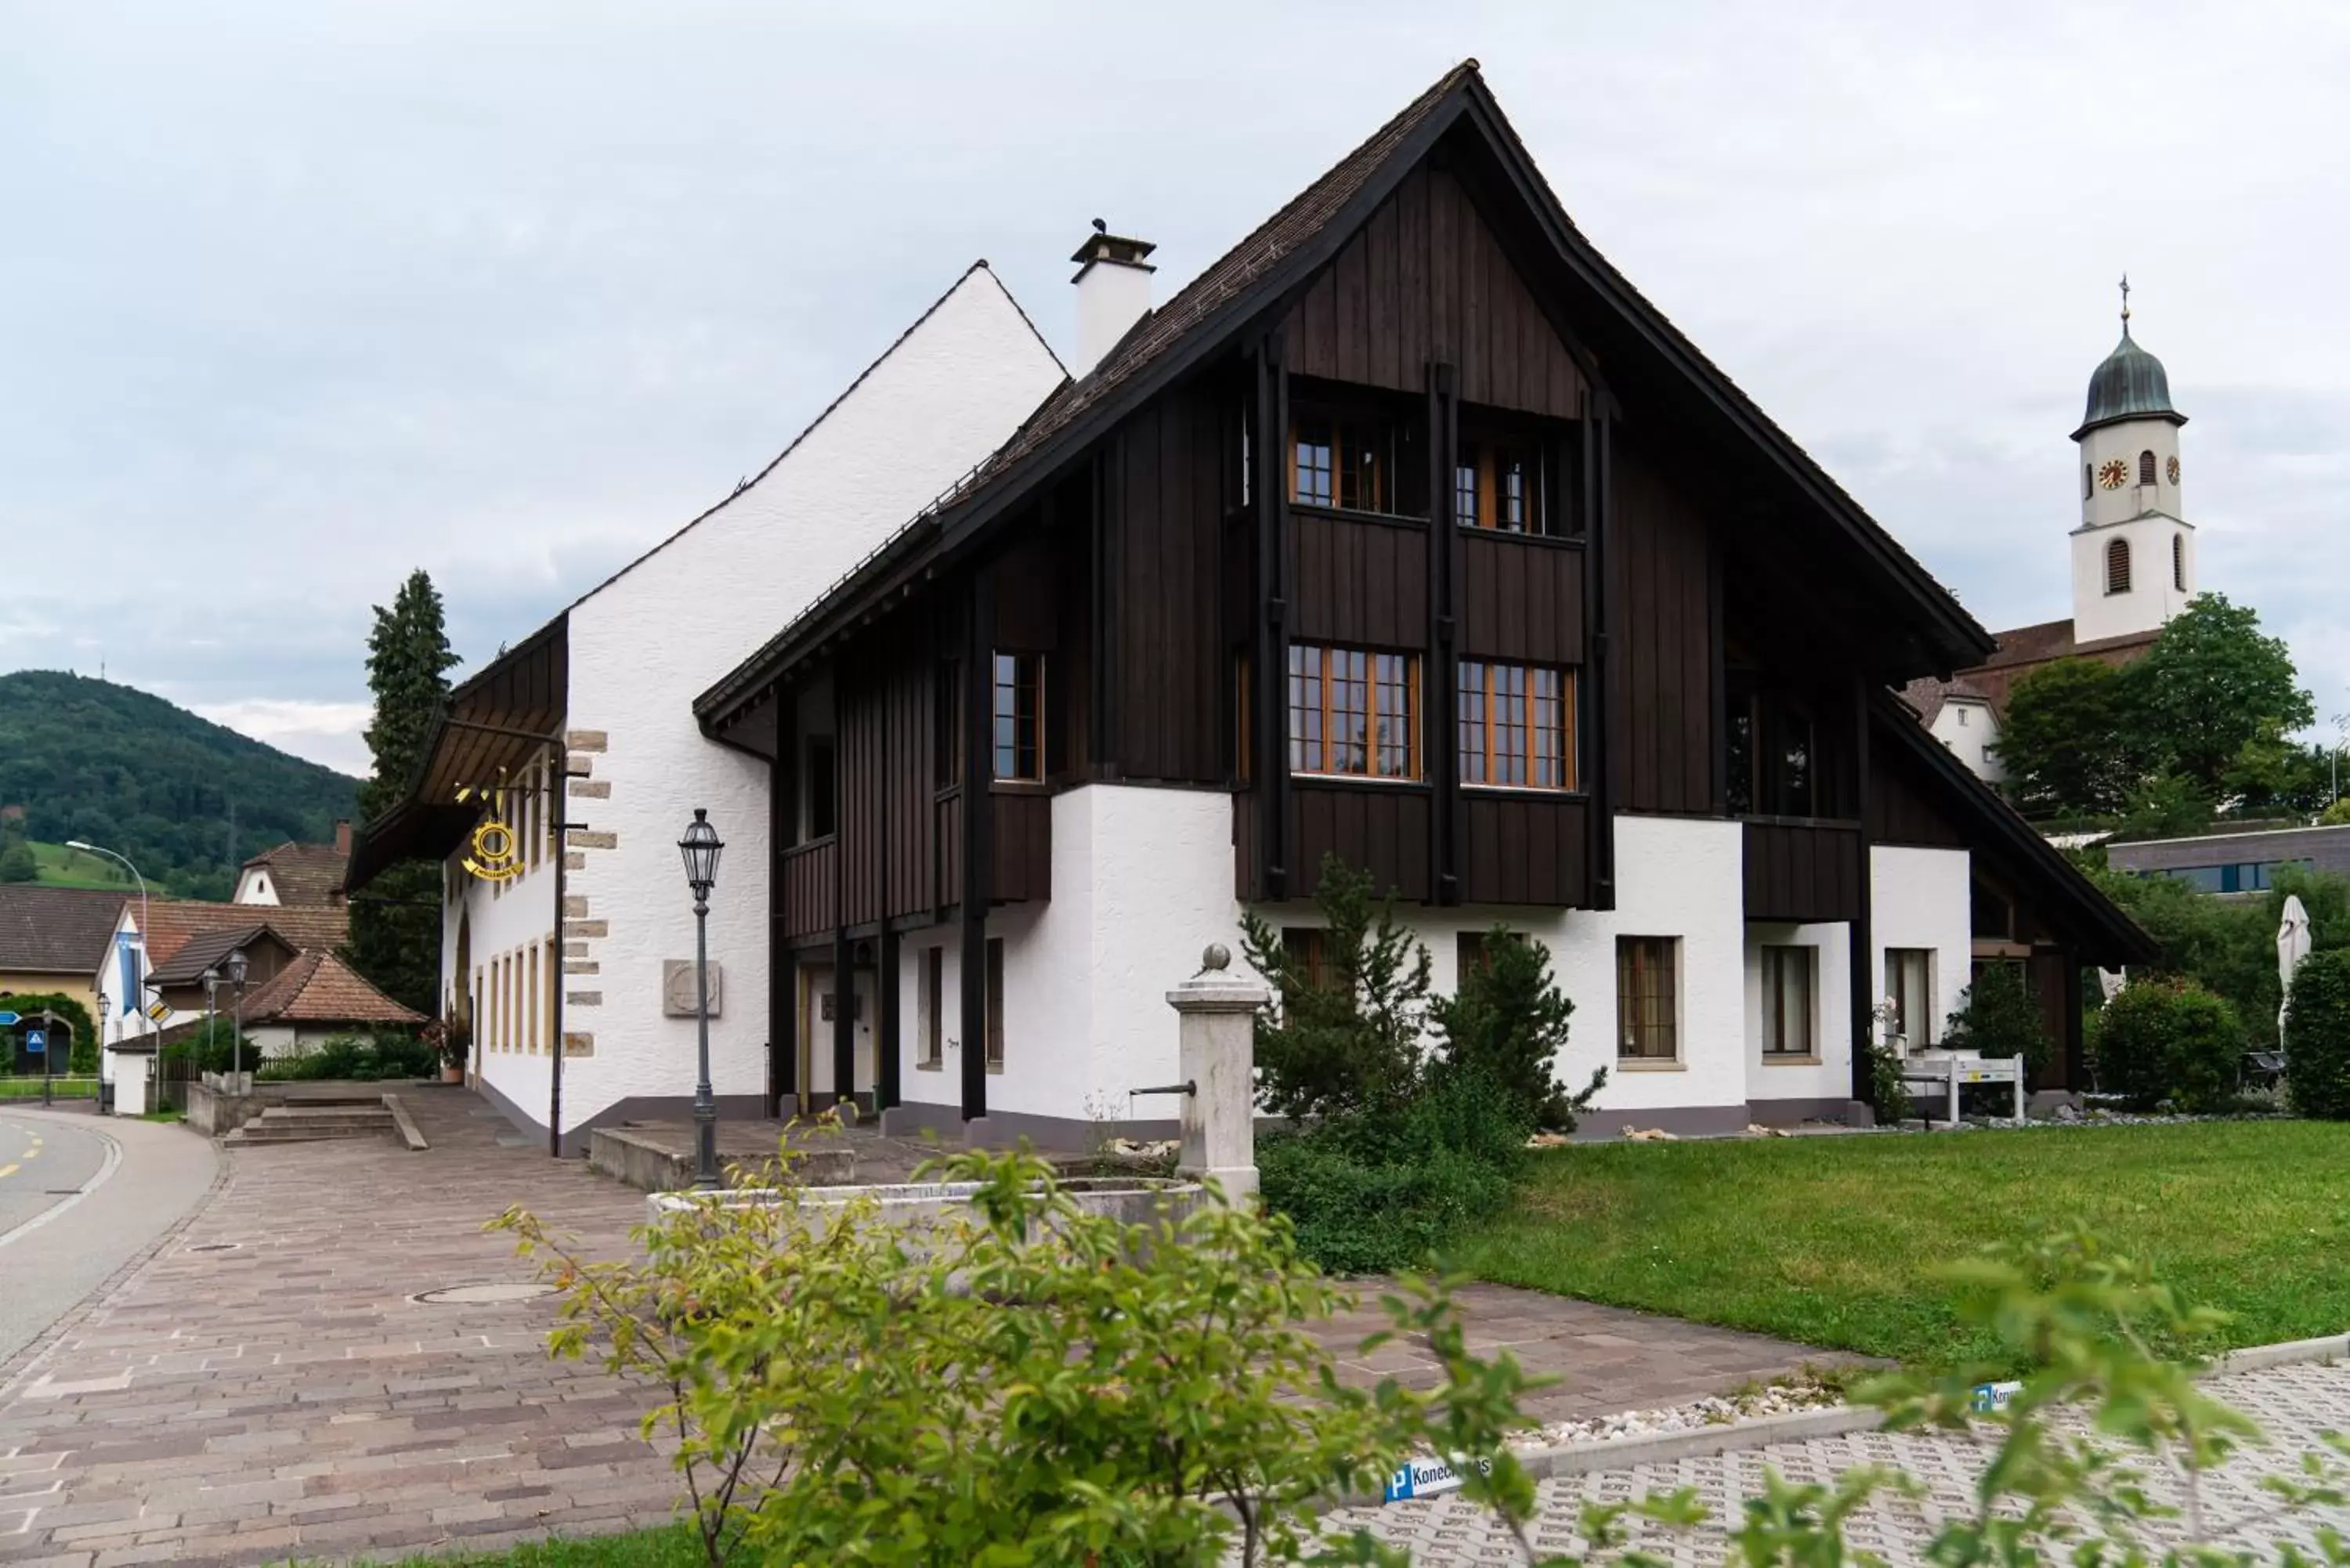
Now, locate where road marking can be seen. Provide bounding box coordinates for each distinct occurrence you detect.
[0,1122,122,1252]
[0,1164,16,1180]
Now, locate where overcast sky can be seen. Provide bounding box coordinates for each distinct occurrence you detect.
[6,1,2347,778]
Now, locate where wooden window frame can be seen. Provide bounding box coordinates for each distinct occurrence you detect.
[527,944,540,1055]
[2106,537,2132,595]
[1885,946,1932,1050]
[1616,936,1679,1062]
[1289,402,1410,516]
[1759,944,1815,1058]
[992,652,1045,783]
[1285,643,1421,781]
[1458,660,1577,791]
[804,734,839,840]
[2138,449,2157,486]
[984,937,1005,1071]
[1279,927,1330,993]
[917,947,944,1070]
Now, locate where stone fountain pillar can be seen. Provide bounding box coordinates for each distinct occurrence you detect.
[1164,945,1267,1204]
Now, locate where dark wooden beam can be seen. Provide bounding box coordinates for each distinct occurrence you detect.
[1849,669,1875,1108]
[1088,450,1118,774]
[1586,406,1615,909]
[832,924,854,1109]
[1428,358,1460,906]
[768,732,793,1116]
[877,926,902,1113]
[960,569,992,1122]
[1253,333,1291,901]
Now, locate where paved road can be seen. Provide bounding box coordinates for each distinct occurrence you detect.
[0,1110,218,1371]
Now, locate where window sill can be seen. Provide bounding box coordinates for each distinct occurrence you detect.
[915,1059,943,1072]
[1761,1054,1822,1067]
[1460,784,1588,800]
[1455,525,1585,550]
[1290,773,1431,791]
[1289,501,1427,530]
[1614,1057,1683,1071]
[989,779,1050,795]
[985,1061,1005,1076]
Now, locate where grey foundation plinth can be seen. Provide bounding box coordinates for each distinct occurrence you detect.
[1165,944,1268,1204]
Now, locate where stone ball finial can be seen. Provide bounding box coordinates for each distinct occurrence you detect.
[1201,942,1231,974]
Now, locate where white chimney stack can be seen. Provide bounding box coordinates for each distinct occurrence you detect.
[1069,219,1155,378]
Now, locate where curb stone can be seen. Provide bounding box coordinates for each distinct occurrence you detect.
[1343,1328,2350,1509]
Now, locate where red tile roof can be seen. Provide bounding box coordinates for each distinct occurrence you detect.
[143,900,349,971]
[0,885,128,975]
[1905,617,2163,722]
[239,841,349,907]
[240,949,425,1028]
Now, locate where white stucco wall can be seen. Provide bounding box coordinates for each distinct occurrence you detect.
[1867,845,1972,1053]
[549,265,1066,1132]
[446,838,562,1122]
[1926,697,2005,784]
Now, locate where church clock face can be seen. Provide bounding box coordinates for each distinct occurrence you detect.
[2097,458,2130,490]
[2166,455,2181,485]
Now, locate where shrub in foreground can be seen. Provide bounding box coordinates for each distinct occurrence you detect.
[2092,977,2243,1112]
[2286,948,2350,1118]
[1258,1071,1529,1275]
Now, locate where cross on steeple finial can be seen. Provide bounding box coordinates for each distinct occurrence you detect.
[2120,273,2131,332]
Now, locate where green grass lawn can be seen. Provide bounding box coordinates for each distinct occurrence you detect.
[0,1076,98,1100]
[1451,1121,2350,1371]
[27,841,135,890]
[371,1529,703,1567]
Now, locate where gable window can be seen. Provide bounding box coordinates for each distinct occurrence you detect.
[1458,661,1575,789]
[1726,690,1815,818]
[1289,403,1414,515]
[804,735,838,840]
[1886,948,1932,1050]
[1616,936,1678,1061]
[984,937,1006,1071]
[992,652,1044,782]
[1455,439,1559,536]
[1759,945,1814,1057]
[2138,449,2157,486]
[1287,644,1419,779]
[917,947,943,1070]
[2172,532,2185,591]
[2105,537,2131,595]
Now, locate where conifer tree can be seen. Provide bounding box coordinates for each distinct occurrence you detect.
[348,570,459,1014]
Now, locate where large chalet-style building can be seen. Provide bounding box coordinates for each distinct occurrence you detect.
[679,62,2154,1145]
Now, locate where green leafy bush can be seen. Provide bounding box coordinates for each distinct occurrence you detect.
[1239,854,1431,1124]
[257,1031,434,1082]
[498,1147,1559,1568]
[2091,977,2243,1112]
[1258,1071,1528,1275]
[2286,948,2350,1119]
[1430,926,1605,1132]
[1942,962,2053,1072]
[162,1017,253,1076]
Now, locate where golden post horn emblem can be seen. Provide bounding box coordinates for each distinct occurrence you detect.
[455,775,526,883]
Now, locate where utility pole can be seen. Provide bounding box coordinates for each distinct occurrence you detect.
[40,1008,53,1108]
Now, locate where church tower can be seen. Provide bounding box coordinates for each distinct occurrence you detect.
[2070,282,2194,645]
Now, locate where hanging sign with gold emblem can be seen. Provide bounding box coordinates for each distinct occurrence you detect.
[454,775,526,882]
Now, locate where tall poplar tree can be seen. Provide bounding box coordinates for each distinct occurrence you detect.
[348,570,459,1015]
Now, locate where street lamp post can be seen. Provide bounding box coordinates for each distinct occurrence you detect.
[96,992,110,1111]
[677,809,725,1190]
[202,966,220,1086]
[225,948,249,1092]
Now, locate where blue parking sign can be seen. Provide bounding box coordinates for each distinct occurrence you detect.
[24,1029,46,1055]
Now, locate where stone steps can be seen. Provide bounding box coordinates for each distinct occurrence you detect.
[222,1101,399,1146]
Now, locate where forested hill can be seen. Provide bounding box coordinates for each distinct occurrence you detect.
[0,670,362,899]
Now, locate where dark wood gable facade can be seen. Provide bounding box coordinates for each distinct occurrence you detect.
[696,62,2140,1125]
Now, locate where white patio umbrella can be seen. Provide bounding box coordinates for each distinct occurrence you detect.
[2278,893,2313,1043]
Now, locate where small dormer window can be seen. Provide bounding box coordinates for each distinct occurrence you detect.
[2106,538,2132,595]
[2138,450,2157,486]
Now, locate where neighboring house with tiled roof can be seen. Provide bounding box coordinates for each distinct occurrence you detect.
[233,821,352,909]
[92,897,356,1068]
[1910,301,2201,786]
[239,949,425,1057]
[0,883,126,1030]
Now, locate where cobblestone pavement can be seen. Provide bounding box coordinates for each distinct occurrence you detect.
[0,1088,1858,1564]
[1321,1359,2350,1565]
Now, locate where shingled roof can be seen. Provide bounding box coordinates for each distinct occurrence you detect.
[240,840,349,907]
[144,923,295,988]
[0,885,128,976]
[142,900,349,971]
[697,59,1990,725]
[240,949,425,1028]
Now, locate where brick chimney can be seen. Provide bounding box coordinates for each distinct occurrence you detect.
[334,818,352,856]
[1069,220,1155,379]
